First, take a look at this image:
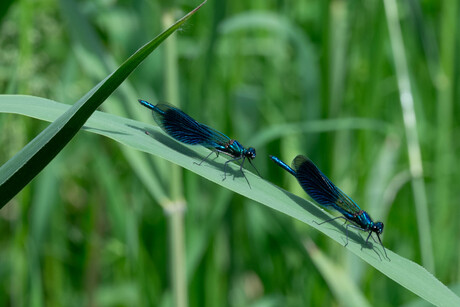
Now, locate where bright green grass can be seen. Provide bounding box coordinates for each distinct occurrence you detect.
[0,0,459,306]
[2,95,460,306]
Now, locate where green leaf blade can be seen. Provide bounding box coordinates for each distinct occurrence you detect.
[1,95,459,307]
[0,1,207,206]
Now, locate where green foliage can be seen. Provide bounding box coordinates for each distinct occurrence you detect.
[0,0,205,207]
[0,0,459,306]
[2,96,460,306]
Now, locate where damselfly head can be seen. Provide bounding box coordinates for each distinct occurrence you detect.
[245,147,256,159]
[372,222,384,234]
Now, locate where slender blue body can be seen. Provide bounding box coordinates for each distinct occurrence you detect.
[139,99,259,186]
[270,155,388,259]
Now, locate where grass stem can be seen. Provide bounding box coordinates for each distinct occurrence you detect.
[162,10,188,307]
[383,0,434,272]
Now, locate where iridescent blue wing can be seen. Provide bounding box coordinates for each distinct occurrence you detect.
[200,123,249,156]
[198,123,233,148]
[291,155,362,217]
[152,104,229,147]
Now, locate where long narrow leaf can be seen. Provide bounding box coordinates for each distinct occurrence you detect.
[0,1,207,206]
[1,95,459,307]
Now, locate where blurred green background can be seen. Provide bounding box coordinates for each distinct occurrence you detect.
[0,0,459,306]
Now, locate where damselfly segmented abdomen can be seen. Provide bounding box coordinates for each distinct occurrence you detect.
[139,99,261,187]
[270,155,388,259]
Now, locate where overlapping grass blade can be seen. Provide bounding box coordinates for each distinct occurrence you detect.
[0,1,207,207]
[1,96,459,307]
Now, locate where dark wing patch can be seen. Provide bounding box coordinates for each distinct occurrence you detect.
[291,155,362,215]
[152,104,218,146]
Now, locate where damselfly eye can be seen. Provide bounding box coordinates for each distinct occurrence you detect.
[374,222,384,234]
[247,147,256,159]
